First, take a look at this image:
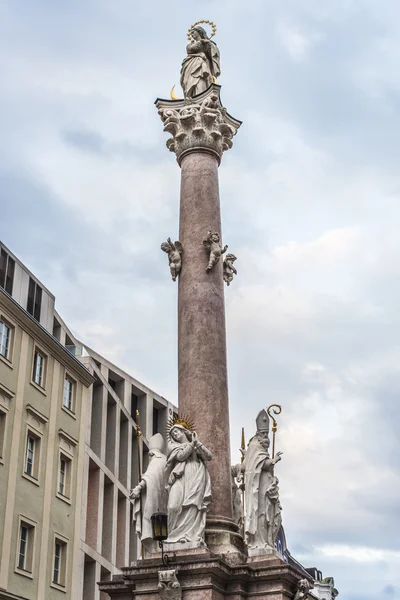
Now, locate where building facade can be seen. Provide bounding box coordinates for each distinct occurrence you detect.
[0,242,177,599]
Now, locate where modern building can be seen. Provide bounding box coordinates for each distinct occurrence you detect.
[0,242,177,600]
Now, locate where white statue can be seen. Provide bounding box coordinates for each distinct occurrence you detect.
[294,578,312,600]
[130,433,167,552]
[203,231,228,272]
[161,238,183,282]
[180,25,221,99]
[223,253,237,286]
[231,464,243,528]
[241,410,283,551]
[165,424,212,545]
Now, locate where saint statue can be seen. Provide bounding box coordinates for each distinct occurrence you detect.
[241,410,283,551]
[165,424,212,545]
[180,25,221,98]
[130,433,167,553]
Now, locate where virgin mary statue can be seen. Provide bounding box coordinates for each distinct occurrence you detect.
[180,25,221,98]
[165,424,212,545]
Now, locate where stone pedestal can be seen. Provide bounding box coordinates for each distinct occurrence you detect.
[98,552,310,600]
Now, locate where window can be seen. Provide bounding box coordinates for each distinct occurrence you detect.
[27,277,42,322]
[58,453,71,499]
[0,320,11,359]
[0,409,6,459]
[63,377,74,412]
[32,349,46,388]
[0,248,15,295]
[24,430,41,480]
[16,519,35,574]
[52,537,67,588]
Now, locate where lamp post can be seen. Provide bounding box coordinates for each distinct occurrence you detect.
[151,511,169,566]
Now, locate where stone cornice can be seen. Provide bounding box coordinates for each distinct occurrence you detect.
[58,428,78,446]
[155,84,241,165]
[26,404,49,424]
[0,289,94,388]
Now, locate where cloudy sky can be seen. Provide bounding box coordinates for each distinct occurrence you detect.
[1,0,400,597]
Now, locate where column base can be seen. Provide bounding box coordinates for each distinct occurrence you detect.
[99,552,312,600]
[205,516,247,565]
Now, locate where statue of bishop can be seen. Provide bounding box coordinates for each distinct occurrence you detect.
[241,410,283,552]
[130,433,167,553]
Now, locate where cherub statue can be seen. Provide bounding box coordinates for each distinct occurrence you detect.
[203,231,227,271]
[161,238,183,281]
[223,254,237,286]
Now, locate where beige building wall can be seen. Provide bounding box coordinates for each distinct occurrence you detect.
[0,242,178,599]
[0,289,94,600]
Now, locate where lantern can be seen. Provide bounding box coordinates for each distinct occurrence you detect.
[151,511,169,565]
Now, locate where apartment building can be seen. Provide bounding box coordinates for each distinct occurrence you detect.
[0,243,177,599]
[0,246,94,599]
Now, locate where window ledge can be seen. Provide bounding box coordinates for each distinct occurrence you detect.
[22,472,40,487]
[0,457,4,465]
[29,381,47,396]
[51,582,67,593]
[0,354,13,369]
[61,405,76,420]
[15,567,34,580]
[56,492,71,506]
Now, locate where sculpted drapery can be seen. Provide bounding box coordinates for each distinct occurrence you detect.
[166,425,212,544]
[242,411,283,551]
[180,26,221,98]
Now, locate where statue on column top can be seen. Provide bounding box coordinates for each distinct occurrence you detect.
[180,22,221,99]
[130,433,167,553]
[165,417,212,546]
[241,410,283,552]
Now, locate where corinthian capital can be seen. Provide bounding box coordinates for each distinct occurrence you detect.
[155,84,241,165]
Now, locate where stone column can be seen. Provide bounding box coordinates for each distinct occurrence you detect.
[156,85,242,551]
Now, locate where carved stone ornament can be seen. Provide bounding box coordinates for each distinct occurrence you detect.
[155,84,241,164]
[294,578,312,600]
[158,569,182,600]
[203,231,228,272]
[161,238,183,281]
[223,253,237,286]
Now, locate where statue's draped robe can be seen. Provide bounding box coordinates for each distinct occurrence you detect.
[166,441,211,543]
[134,451,167,546]
[180,39,221,98]
[243,437,281,549]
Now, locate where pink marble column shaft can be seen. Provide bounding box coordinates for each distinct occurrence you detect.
[178,150,233,523]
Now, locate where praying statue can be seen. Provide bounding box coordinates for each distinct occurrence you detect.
[165,423,212,546]
[130,433,167,553]
[180,25,221,98]
[241,410,283,551]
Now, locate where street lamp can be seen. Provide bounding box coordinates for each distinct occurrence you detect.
[151,511,169,566]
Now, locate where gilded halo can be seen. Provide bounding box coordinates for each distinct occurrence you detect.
[187,20,217,41]
[166,414,195,438]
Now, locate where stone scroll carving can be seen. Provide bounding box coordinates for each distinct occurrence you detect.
[158,569,182,600]
[241,410,283,552]
[161,238,183,281]
[294,578,312,600]
[180,25,221,99]
[165,424,212,547]
[130,433,167,553]
[156,86,241,164]
[223,253,237,286]
[203,231,228,272]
